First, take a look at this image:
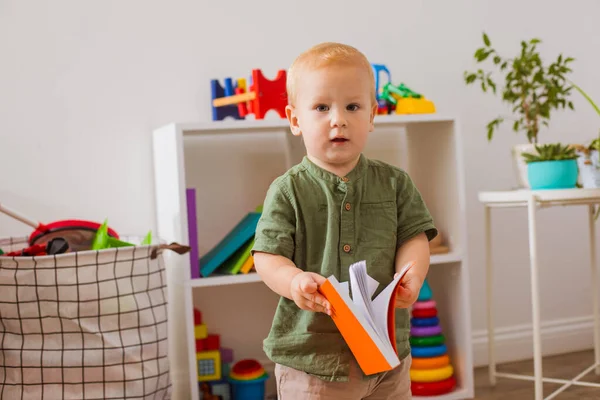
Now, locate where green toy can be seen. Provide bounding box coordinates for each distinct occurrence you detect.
[381,83,423,105]
[91,219,152,250]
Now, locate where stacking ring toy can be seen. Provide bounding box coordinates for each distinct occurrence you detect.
[229,359,265,381]
[411,344,447,358]
[410,334,445,347]
[411,317,439,327]
[230,368,265,381]
[411,354,450,370]
[411,325,442,337]
[413,300,436,310]
[410,365,454,382]
[412,308,437,318]
[411,376,456,396]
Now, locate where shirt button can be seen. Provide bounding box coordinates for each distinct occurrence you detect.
[344,202,351,211]
[341,177,349,182]
[343,244,351,253]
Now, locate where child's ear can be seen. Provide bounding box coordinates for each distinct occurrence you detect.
[369,103,378,132]
[286,105,302,136]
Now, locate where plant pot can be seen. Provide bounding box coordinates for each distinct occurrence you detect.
[512,143,537,188]
[527,159,578,190]
[576,149,600,188]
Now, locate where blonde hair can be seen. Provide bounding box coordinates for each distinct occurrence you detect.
[286,42,376,106]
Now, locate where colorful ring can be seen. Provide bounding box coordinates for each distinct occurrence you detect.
[411,354,450,370]
[229,369,265,381]
[410,334,445,347]
[411,376,456,396]
[412,308,437,318]
[411,325,442,337]
[411,317,439,327]
[410,365,454,382]
[413,300,436,310]
[411,344,447,358]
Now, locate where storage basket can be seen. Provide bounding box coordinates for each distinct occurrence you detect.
[0,236,188,400]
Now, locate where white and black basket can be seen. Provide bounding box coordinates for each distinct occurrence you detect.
[0,236,188,400]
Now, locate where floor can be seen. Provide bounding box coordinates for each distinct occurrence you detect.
[473,349,600,399]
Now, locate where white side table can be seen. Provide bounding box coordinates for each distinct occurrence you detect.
[478,188,600,400]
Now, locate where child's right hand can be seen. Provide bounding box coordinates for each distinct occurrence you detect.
[290,272,331,315]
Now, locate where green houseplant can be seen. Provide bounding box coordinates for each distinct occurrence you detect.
[464,33,576,188]
[570,82,600,188]
[521,143,579,189]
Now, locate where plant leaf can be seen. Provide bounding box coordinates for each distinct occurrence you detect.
[483,32,491,46]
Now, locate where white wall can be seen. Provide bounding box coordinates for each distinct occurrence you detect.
[2,0,599,397]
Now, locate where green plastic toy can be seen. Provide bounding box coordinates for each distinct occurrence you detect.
[91,219,152,250]
[381,83,423,105]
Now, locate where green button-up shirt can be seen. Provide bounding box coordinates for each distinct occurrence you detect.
[252,153,437,382]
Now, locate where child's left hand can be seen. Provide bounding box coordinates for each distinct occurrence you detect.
[394,270,422,309]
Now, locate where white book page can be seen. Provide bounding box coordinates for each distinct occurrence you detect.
[349,261,381,338]
[371,261,414,349]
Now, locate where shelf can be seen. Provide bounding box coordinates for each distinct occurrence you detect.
[171,113,456,136]
[151,113,474,400]
[188,251,462,288]
[188,272,263,288]
[414,387,471,400]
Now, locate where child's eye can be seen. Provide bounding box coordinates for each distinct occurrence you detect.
[315,105,329,112]
[347,104,360,111]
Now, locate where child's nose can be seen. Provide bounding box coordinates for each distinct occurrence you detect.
[330,110,347,128]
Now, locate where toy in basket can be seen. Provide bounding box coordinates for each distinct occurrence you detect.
[0,202,152,255]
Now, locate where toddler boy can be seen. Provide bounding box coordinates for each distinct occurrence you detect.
[252,42,437,399]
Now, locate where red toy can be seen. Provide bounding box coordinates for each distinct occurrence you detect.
[212,68,287,121]
[411,376,456,396]
[0,202,119,252]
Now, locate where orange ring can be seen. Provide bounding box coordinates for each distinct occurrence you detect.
[411,354,450,369]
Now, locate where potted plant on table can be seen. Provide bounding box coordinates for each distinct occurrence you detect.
[569,82,600,188]
[521,143,579,189]
[464,33,576,188]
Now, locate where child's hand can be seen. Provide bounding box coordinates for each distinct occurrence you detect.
[290,272,331,315]
[394,270,422,309]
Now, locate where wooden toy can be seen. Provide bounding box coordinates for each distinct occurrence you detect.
[211,77,244,121]
[211,69,287,121]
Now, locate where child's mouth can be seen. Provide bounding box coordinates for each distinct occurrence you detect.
[331,138,348,143]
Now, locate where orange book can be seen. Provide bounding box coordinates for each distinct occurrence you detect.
[318,260,414,375]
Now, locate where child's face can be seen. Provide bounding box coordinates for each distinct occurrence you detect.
[286,64,377,175]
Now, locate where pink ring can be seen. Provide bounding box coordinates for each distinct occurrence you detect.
[411,325,442,337]
[413,300,437,310]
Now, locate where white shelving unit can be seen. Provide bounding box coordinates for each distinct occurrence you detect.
[152,114,474,400]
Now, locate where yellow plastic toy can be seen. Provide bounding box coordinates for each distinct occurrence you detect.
[410,365,454,382]
[395,97,436,114]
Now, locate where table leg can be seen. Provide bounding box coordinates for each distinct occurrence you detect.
[589,205,600,375]
[485,205,496,386]
[527,195,543,400]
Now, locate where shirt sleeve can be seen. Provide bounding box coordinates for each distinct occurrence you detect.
[251,180,296,260]
[396,171,438,247]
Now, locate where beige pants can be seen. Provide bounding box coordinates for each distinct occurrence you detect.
[274,355,413,399]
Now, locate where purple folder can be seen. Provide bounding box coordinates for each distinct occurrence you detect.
[186,188,200,279]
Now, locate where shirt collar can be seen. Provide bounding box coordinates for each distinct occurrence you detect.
[301,153,368,184]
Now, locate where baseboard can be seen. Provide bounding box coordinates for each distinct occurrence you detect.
[472,315,596,367]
